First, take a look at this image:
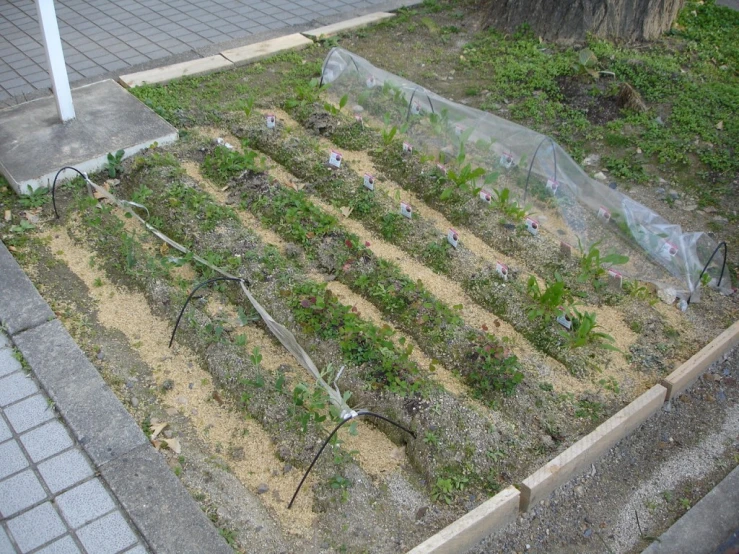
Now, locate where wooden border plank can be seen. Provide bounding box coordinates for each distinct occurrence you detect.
[119,55,233,88]
[519,384,666,511]
[406,487,519,554]
[221,34,313,66]
[661,320,739,400]
[302,13,395,40]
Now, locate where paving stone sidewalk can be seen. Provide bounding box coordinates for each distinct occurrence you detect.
[0,330,146,554]
[0,0,411,103]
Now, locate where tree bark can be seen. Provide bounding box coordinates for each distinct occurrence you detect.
[482,0,686,43]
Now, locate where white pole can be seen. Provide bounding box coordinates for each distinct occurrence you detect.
[36,0,75,122]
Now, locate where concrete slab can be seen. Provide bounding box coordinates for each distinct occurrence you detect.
[119,54,234,88]
[0,79,177,195]
[642,465,739,554]
[101,444,233,554]
[221,34,313,66]
[303,12,395,40]
[0,241,56,336]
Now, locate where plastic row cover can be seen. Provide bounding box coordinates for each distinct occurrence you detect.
[321,48,732,306]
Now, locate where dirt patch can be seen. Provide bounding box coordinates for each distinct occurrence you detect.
[559,77,622,126]
[44,227,319,535]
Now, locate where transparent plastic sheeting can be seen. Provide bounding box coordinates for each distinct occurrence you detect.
[320,48,732,306]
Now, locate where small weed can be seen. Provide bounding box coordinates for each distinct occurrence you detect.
[423,431,439,446]
[106,149,125,178]
[561,308,619,351]
[18,187,50,209]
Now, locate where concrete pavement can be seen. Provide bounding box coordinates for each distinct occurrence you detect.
[0,0,415,105]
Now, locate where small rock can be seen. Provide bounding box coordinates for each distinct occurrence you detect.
[283,464,293,474]
[176,396,188,405]
[609,182,618,190]
[662,402,672,413]
[668,189,680,200]
[164,429,173,439]
[162,379,175,391]
[683,204,698,212]
[278,447,291,461]
[415,506,428,520]
[717,390,727,403]
[352,105,364,113]
[97,351,105,361]
[271,470,280,477]
[131,397,139,408]
[584,528,593,538]
[594,171,607,181]
[257,483,269,494]
[583,154,600,166]
[574,486,584,497]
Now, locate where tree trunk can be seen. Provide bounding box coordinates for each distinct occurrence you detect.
[482,0,686,43]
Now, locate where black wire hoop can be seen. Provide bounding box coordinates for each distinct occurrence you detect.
[288,410,416,509]
[169,277,247,348]
[523,136,558,204]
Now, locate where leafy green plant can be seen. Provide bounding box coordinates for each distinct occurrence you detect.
[242,96,255,118]
[526,273,572,320]
[560,308,619,351]
[284,77,324,109]
[431,478,455,504]
[324,94,348,115]
[575,399,604,421]
[423,431,439,445]
[249,346,262,369]
[573,48,600,80]
[202,145,265,185]
[490,187,528,221]
[577,239,629,290]
[19,187,49,209]
[9,220,35,234]
[106,149,125,178]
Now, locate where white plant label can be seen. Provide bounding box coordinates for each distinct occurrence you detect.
[355,114,363,125]
[411,101,421,115]
[402,142,413,153]
[557,310,572,330]
[500,153,514,169]
[366,75,377,88]
[363,173,375,191]
[448,228,459,249]
[525,217,539,236]
[546,178,559,195]
[479,190,492,204]
[607,268,623,288]
[400,202,412,219]
[454,124,464,136]
[598,206,611,222]
[266,114,276,129]
[329,150,342,169]
[659,240,679,260]
[496,261,508,281]
[436,163,447,175]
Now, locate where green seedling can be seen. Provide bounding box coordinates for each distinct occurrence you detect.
[577,239,629,290]
[490,187,528,221]
[526,273,572,320]
[560,308,620,351]
[106,149,125,178]
[324,94,348,116]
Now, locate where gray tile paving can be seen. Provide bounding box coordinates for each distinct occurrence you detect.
[4,394,55,434]
[0,328,147,553]
[57,479,116,529]
[20,420,73,463]
[0,348,21,378]
[0,469,47,518]
[0,0,406,100]
[38,449,93,494]
[6,502,67,552]
[76,512,138,554]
